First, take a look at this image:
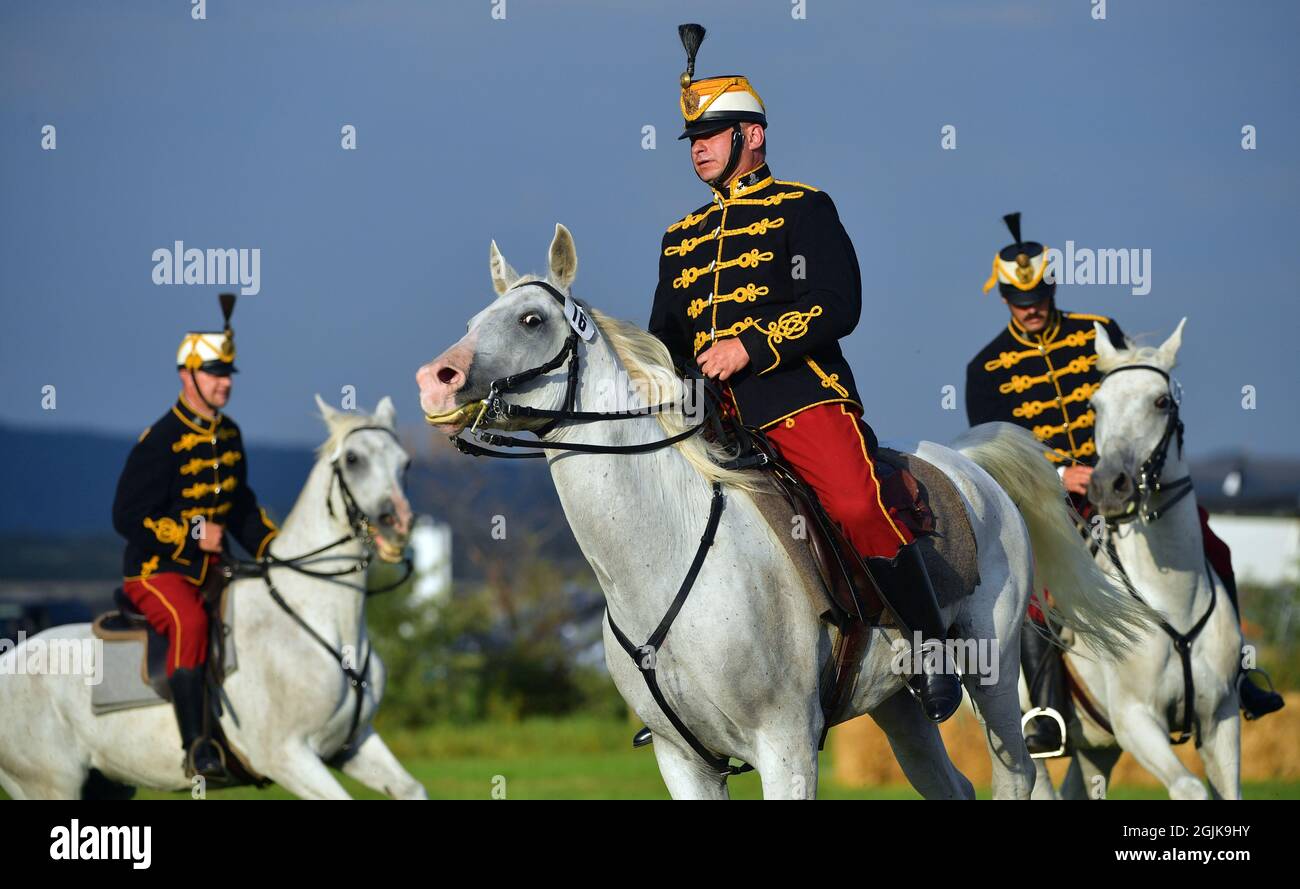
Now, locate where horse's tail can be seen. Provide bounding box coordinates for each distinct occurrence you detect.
[951,422,1151,657]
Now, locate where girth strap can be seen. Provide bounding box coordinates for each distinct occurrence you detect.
[263,578,373,754]
[1104,535,1217,747]
[604,482,754,776]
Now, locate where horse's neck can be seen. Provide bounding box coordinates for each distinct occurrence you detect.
[542,340,717,630]
[1108,450,1208,618]
[238,457,368,644]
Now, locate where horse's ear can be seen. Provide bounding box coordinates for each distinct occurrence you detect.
[374,395,397,429]
[489,239,519,297]
[314,393,339,424]
[1094,321,1119,365]
[1157,317,1187,368]
[548,223,578,290]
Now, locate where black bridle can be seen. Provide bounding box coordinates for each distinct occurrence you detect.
[435,279,762,775]
[232,423,413,754]
[1096,363,1193,525]
[447,279,746,462]
[1094,363,1211,746]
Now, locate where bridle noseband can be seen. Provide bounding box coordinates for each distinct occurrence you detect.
[325,424,408,558]
[1096,363,1192,525]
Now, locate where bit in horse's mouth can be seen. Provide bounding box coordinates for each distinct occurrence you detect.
[373,532,406,563]
[422,400,485,430]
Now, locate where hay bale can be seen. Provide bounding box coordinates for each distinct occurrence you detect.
[831,692,1300,790]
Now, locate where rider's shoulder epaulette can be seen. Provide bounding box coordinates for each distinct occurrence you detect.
[1064,311,1112,325]
[771,177,820,193]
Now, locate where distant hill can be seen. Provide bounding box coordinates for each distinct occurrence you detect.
[0,421,583,581]
[0,421,316,535]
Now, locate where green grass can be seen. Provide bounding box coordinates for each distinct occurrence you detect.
[5,717,1295,799]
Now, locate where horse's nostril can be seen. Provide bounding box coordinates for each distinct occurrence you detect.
[437,366,460,385]
[1113,473,1130,493]
[380,513,396,527]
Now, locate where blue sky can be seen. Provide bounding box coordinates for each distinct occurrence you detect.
[2,0,1296,458]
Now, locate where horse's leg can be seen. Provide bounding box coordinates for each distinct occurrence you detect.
[1062,745,1121,799]
[0,667,93,799]
[869,689,975,799]
[335,730,428,800]
[652,740,730,800]
[1109,703,1208,799]
[0,764,86,800]
[752,728,820,800]
[1031,758,1059,800]
[965,674,1035,800]
[1199,709,1241,800]
[268,741,354,800]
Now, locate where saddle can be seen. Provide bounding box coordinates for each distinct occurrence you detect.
[90,562,269,788]
[709,402,980,734]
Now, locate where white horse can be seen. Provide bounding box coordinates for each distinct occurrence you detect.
[416,224,1150,799]
[0,396,428,800]
[1026,320,1244,800]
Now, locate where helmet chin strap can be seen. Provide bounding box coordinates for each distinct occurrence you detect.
[706,123,746,191]
[188,367,221,416]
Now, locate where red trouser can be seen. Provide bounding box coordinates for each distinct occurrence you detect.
[1197,505,1236,596]
[763,401,915,560]
[121,557,215,676]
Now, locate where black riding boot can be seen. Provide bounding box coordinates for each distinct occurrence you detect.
[868,542,963,723]
[167,667,225,778]
[632,726,653,748]
[1220,570,1285,720]
[1021,621,1067,755]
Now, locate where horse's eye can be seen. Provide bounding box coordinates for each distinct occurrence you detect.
[520,312,543,328]
[346,451,358,465]
[1155,395,1171,410]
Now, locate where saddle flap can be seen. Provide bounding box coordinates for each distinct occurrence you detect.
[91,578,239,703]
[876,448,981,609]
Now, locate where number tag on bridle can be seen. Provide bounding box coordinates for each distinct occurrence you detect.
[563,293,597,342]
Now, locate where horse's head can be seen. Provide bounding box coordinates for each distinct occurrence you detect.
[1088,318,1187,519]
[313,394,413,562]
[416,224,584,434]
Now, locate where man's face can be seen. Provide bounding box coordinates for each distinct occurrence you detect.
[1005,295,1053,334]
[690,124,762,184]
[182,368,232,408]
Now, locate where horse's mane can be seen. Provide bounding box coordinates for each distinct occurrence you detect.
[588,308,771,493]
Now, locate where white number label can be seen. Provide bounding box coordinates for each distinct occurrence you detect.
[563,294,596,342]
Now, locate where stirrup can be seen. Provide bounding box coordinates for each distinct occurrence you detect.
[1021,707,1067,759]
[1239,668,1284,721]
[186,737,229,779]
